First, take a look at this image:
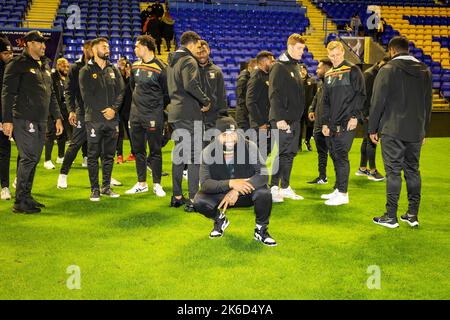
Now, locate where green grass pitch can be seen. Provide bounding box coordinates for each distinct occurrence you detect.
[0,138,449,299]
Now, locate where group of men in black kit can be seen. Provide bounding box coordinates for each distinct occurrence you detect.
[0,28,432,243]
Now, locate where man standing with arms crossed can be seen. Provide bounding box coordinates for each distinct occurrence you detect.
[2,31,63,213]
[79,38,125,201]
[370,36,432,228]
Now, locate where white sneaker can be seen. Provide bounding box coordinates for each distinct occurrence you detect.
[153,183,166,197]
[12,177,16,189]
[280,186,304,200]
[82,157,88,167]
[183,170,188,180]
[1,187,11,200]
[44,160,55,170]
[56,157,64,164]
[325,193,349,206]
[321,189,339,200]
[111,177,122,186]
[270,186,284,203]
[57,174,68,189]
[125,182,149,194]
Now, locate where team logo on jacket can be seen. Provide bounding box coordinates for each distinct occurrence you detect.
[28,123,35,133]
[290,72,295,78]
[147,71,153,77]
[30,69,36,74]
[150,121,156,128]
[90,128,96,137]
[209,72,215,79]
[327,76,332,84]
[265,81,269,86]
[46,70,51,77]
[92,73,97,79]
[76,121,82,129]
[110,72,116,79]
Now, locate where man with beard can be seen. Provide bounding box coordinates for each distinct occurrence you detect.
[320,41,366,206]
[196,40,227,131]
[2,31,63,213]
[269,34,306,203]
[44,58,71,170]
[166,31,210,212]
[299,64,317,152]
[125,35,168,198]
[0,35,13,201]
[79,38,125,201]
[194,117,277,246]
[235,58,257,131]
[307,58,333,185]
[246,51,275,158]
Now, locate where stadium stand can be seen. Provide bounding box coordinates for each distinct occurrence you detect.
[0,0,31,28]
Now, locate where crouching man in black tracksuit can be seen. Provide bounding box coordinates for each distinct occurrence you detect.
[370,36,432,229]
[79,38,125,201]
[321,41,366,206]
[125,35,169,198]
[2,31,63,213]
[307,58,333,184]
[269,34,306,203]
[194,117,277,246]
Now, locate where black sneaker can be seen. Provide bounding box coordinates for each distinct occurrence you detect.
[373,214,399,229]
[254,227,277,246]
[27,197,46,208]
[307,177,328,184]
[101,188,120,198]
[90,189,100,202]
[400,212,419,227]
[355,168,370,177]
[13,200,41,214]
[209,213,230,238]
[184,199,196,213]
[304,141,312,152]
[368,170,385,182]
[170,195,186,208]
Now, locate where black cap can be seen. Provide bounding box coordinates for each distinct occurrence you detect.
[0,36,12,52]
[23,30,48,43]
[215,116,238,133]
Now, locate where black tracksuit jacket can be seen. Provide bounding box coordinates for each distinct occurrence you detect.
[2,51,61,123]
[369,54,432,142]
[199,135,268,194]
[322,60,366,132]
[65,57,86,116]
[79,59,125,122]
[235,69,251,129]
[130,57,169,124]
[308,81,325,133]
[198,59,227,124]
[362,63,381,120]
[269,52,305,123]
[0,60,5,122]
[246,69,270,128]
[51,71,68,121]
[166,47,210,123]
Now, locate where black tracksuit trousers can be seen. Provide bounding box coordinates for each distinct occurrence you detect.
[314,130,329,179]
[60,116,88,175]
[85,121,118,191]
[194,187,272,226]
[130,119,163,184]
[13,119,46,202]
[0,130,11,188]
[359,120,377,169]
[329,130,356,193]
[381,135,422,218]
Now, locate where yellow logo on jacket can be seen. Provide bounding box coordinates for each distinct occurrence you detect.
[92,73,97,79]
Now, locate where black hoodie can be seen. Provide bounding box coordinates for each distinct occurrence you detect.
[369,54,432,142]
[166,47,210,123]
[2,51,61,123]
[269,52,305,123]
[198,59,227,125]
[246,68,270,128]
